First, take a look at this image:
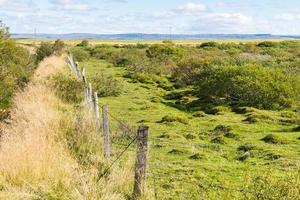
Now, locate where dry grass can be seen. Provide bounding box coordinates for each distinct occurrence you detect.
[0,55,134,199]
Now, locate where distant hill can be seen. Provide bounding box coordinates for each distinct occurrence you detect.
[11,33,300,40]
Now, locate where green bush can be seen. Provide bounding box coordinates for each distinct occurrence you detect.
[36,42,54,62]
[198,41,219,48]
[76,40,89,47]
[52,40,65,56]
[0,25,34,111]
[70,47,90,62]
[36,40,65,62]
[194,64,300,110]
[90,70,123,97]
[52,72,83,103]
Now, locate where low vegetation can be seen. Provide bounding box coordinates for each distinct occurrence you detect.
[71,40,300,199]
[0,22,35,119]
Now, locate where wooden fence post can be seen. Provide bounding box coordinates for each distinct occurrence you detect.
[102,104,111,160]
[81,68,89,109]
[88,83,93,109]
[133,126,149,199]
[93,92,101,133]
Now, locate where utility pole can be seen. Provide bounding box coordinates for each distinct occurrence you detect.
[169,26,172,40]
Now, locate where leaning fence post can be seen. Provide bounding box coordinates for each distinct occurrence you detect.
[102,104,111,160]
[93,92,101,133]
[133,126,149,199]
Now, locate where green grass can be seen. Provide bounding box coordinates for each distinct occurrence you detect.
[80,58,300,199]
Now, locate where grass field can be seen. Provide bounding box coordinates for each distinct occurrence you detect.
[81,58,300,199]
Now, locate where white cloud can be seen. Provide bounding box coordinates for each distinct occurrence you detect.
[274,13,300,21]
[177,2,206,12]
[49,0,91,11]
[205,13,253,24]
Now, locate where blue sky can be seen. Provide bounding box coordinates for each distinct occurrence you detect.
[1,0,300,34]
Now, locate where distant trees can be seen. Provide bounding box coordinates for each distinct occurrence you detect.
[77,40,89,47]
[0,21,9,39]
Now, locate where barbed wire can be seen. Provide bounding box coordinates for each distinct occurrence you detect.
[97,134,137,182]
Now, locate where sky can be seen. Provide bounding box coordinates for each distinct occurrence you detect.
[0,0,300,34]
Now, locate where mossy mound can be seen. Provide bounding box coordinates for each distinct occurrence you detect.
[210,136,227,144]
[189,153,202,160]
[261,134,289,144]
[168,149,186,155]
[159,115,189,124]
[184,133,197,140]
[243,111,276,124]
[193,111,206,118]
[237,144,255,152]
[213,125,232,135]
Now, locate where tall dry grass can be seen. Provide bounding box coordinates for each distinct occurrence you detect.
[0,56,134,199]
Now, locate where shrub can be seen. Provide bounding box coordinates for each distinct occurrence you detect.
[146,44,184,62]
[52,40,65,55]
[198,41,219,48]
[52,72,83,103]
[91,70,123,97]
[36,42,54,62]
[257,41,278,48]
[194,64,300,110]
[70,47,90,62]
[77,40,89,47]
[0,28,34,111]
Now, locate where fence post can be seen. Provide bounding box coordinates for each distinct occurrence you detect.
[93,92,101,133]
[133,126,149,199]
[82,68,89,109]
[102,104,111,160]
[88,83,93,110]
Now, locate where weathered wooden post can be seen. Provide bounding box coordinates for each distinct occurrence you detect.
[93,92,101,133]
[102,104,110,160]
[82,68,89,109]
[88,83,93,109]
[133,126,149,199]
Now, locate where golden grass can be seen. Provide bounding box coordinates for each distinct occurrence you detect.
[0,55,135,199]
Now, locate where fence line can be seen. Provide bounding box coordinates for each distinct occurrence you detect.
[66,53,149,198]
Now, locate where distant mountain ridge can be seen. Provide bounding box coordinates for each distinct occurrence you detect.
[11,33,300,40]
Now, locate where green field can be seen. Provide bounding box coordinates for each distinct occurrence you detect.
[80,57,300,199]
